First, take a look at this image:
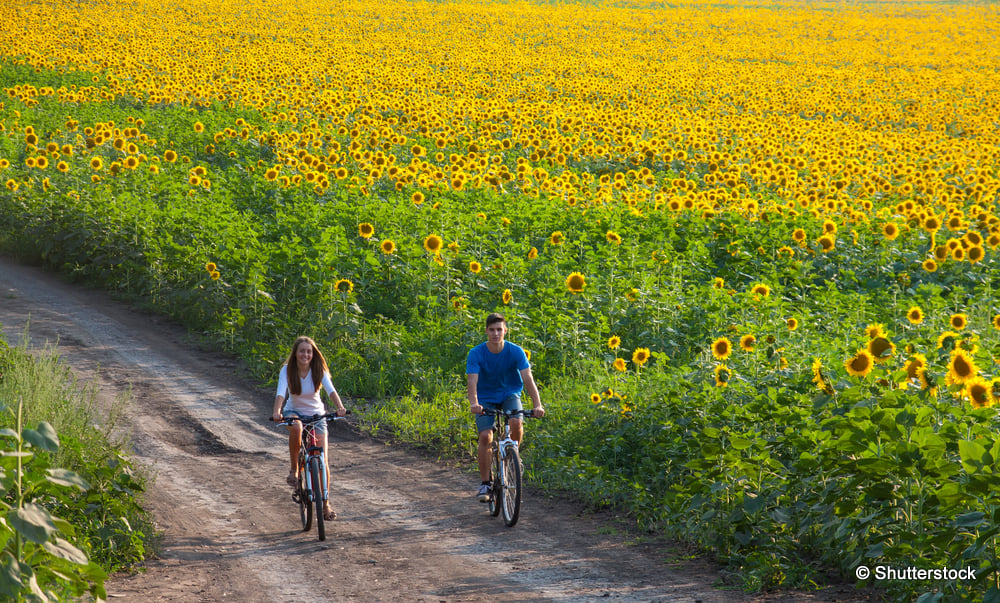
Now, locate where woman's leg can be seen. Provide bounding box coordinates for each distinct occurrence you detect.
[287,421,302,484]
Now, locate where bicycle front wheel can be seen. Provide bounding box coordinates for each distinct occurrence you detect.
[299,453,312,532]
[501,445,521,527]
[488,445,501,517]
[309,457,326,541]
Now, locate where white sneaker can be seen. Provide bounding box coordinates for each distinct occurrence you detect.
[476,483,491,502]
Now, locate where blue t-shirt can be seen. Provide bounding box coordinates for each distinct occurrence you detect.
[466,341,530,406]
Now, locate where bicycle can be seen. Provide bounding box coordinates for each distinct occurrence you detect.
[481,408,536,527]
[272,411,346,541]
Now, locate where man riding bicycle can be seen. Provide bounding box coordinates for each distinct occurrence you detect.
[467,313,545,502]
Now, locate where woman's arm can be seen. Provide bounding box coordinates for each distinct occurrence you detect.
[322,372,347,416]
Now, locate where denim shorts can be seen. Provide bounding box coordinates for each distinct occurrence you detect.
[476,394,523,433]
[284,413,328,435]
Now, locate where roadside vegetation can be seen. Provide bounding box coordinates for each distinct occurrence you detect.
[0,332,154,600]
[1,0,999,600]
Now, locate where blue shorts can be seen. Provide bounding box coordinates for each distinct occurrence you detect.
[476,394,523,433]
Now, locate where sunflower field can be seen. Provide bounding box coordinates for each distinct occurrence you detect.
[2,0,1000,598]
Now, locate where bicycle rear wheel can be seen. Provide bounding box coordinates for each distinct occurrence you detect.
[298,453,312,531]
[488,445,501,517]
[501,445,521,527]
[309,456,326,541]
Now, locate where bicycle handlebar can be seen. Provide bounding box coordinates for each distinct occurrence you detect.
[480,408,538,419]
[270,410,351,426]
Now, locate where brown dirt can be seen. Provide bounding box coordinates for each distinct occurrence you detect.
[0,258,874,603]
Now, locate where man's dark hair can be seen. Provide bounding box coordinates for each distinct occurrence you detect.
[486,312,506,328]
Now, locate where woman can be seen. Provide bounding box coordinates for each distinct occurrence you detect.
[271,336,346,521]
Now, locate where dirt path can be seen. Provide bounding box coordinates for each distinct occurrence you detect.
[0,258,864,603]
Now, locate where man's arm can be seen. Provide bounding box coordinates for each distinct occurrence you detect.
[520,367,545,417]
[467,373,483,415]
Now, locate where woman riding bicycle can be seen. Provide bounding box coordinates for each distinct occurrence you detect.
[271,336,346,521]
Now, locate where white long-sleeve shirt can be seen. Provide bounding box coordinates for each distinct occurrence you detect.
[276,367,337,416]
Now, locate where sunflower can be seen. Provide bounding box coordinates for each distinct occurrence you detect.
[812,358,833,393]
[865,324,887,339]
[606,231,622,245]
[632,347,651,366]
[193,122,205,133]
[711,337,732,360]
[590,393,602,404]
[205,262,217,273]
[411,191,425,205]
[967,245,985,264]
[786,317,798,331]
[380,240,396,255]
[817,235,835,252]
[423,234,443,253]
[904,354,928,388]
[124,156,139,169]
[882,222,900,241]
[410,144,426,157]
[993,314,1000,330]
[549,231,564,245]
[612,358,627,372]
[867,337,895,363]
[739,334,756,352]
[792,228,807,243]
[712,277,725,289]
[822,219,838,234]
[750,283,770,298]
[714,365,731,387]
[950,313,968,330]
[965,377,992,408]
[334,279,354,294]
[502,289,513,305]
[164,150,177,163]
[565,272,586,294]
[210,271,221,281]
[451,296,467,311]
[906,306,924,325]
[265,168,278,181]
[90,157,103,170]
[923,215,941,233]
[469,261,482,274]
[946,348,978,385]
[56,161,69,173]
[527,247,538,260]
[922,259,938,272]
[358,223,375,239]
[844,350,874,378]
[936,330,960,351]
[188,175,201,186]
[625,288,639,302]
[608,335,622,350]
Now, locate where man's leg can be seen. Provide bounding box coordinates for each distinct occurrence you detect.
[478,429,493,482]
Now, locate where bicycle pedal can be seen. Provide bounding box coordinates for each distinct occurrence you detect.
[291,492,302,504]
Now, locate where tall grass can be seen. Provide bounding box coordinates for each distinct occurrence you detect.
[0,329,154,574]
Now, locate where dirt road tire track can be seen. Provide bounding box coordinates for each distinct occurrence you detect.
[0,257,860,602]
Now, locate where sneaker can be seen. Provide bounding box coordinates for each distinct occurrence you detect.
[476,483,492,502]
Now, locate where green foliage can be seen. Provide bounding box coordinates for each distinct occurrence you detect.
[6,60,1000,601]
[0,333,153,581]
[0,399,107,601]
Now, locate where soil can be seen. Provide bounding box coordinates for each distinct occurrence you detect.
[0,257,874,603]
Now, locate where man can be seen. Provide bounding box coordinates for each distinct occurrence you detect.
[467,312,545,502]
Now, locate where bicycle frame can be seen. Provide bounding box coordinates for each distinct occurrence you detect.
[483,408,534,526]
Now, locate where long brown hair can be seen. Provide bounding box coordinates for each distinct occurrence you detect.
[284,336,329,395]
